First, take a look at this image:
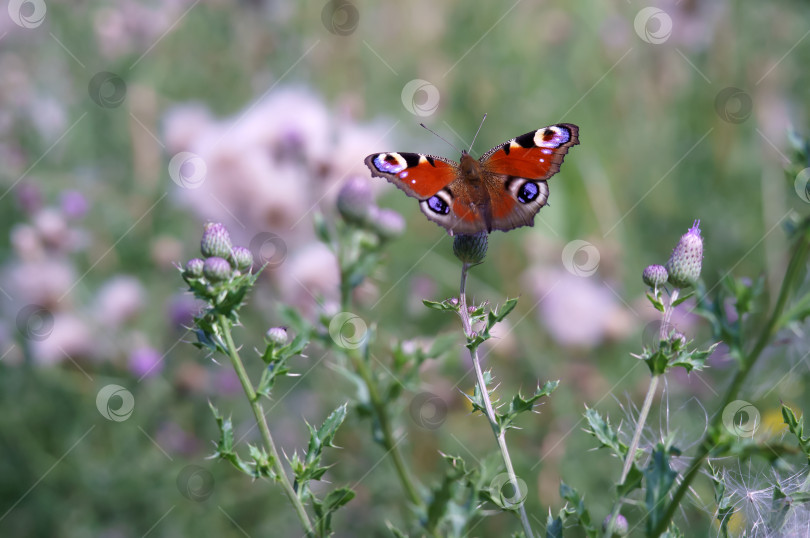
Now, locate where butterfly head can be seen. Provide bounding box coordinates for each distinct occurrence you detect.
[459,151,481,180]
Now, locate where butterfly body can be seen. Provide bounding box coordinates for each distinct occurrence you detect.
[365,123,579,235]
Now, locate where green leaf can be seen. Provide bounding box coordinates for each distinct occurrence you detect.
[671,291,694,307]
[426,454,472,531]
[313,486,356,536]
[423,298,460,312]
[708,463,732,538]
[488,297,519,329]
[559,482,597,537]
[647,291,666,313]
[545,513,564,538]
[496,380,559,431]
[644,444,679,535]
[313,211,333,245]
[304,404,348,468]
[209,402,256,476]
[782,404,810,463]
[584,407,627,458]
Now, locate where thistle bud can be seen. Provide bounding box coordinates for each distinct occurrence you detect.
[230,246,253,272]
[203,256,232,282]
[185,258,205,278]
[371,207,405,240]
[665,220,703,289]
[201,222,233,258]
[337,177,373,225]
[602,514,629,536]
[453,232,488,264]
[266,326,288,345]
[642,264,668,288]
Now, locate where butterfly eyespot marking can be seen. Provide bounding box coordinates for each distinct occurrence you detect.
[426,195,450,215]
[534,125,571,148]
[517,182,540,203]
[374,153,407,174]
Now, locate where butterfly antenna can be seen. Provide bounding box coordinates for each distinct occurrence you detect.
[469,113,487,154]
[419,123,463,154]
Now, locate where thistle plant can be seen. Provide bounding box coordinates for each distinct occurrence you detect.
[425,232,558,538]
[180,222,353,538]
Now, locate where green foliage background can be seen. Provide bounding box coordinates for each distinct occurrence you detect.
[1,0,809,536]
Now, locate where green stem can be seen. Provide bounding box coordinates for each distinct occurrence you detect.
[217,314,316,538]
[460,263,535,538]
[338,275,431,530]
[650,228,810,536]
[347,351,423,506]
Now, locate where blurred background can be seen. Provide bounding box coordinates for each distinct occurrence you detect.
[1,0,809,536]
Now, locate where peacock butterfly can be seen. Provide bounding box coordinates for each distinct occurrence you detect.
[364,122,579,235]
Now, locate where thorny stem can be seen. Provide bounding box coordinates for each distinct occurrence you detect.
[217,314,315,538]
[650,227,810,536]
[459,262,535,538]
[605,289,677,537]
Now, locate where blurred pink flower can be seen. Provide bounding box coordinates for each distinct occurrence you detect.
[95,276,145,327]
[278,243,339,316]
[30,313,93,366]
[128,346,163,378]
[7,259,76,309]
[523,268,633,348]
